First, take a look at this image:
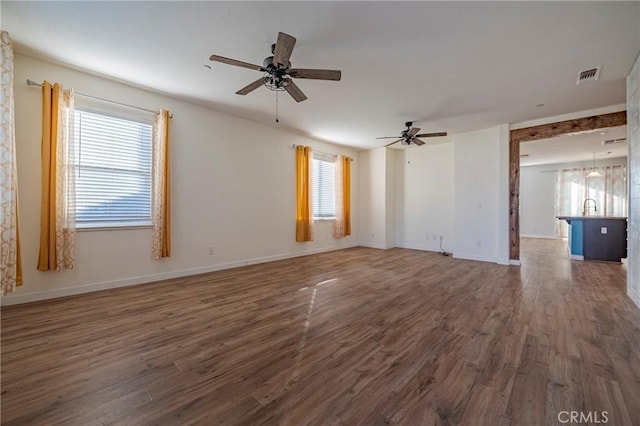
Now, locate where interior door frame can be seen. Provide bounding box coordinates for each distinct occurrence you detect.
[509,111,627,261]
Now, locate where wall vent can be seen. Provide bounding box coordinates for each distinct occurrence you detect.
[520,154,529,157]
[577,67,601,84]
[602,138,627,145]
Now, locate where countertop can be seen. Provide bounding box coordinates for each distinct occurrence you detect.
[556,216,627,220]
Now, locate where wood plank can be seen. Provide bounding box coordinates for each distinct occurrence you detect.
[510,111,627,144]
[1,239,639,424]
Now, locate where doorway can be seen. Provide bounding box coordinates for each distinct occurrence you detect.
[509,111,627,260]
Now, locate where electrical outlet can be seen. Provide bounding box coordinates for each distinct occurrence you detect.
[208,245,214,255]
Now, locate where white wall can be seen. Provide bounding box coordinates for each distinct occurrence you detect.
[520,166,558,238]
[497,124,510,265]
[393,126,510,265]
[395,143,455,252]
[520,157,628,239]
[358,147,398,249]
[358,148,385,248]
[627,53,640,309]
[453,127,501,263]
[385,149,397,247]
[6,53,359,305]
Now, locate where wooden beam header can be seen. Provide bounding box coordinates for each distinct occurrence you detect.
[510,111,627,144]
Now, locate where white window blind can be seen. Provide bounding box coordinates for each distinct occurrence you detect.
[74,109,152,226]
[312,157,336,218]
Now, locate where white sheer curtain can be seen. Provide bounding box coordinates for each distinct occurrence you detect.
[1,31,22,294]
[556,165,627,237]
[151,110,171,258]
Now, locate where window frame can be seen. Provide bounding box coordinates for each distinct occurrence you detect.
[311,155,337,221]
[73,100,154,230]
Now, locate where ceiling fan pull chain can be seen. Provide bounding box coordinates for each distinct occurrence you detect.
[275,90,279,123]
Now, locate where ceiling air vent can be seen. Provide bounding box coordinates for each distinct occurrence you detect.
[576,67,601,84]
[602,138,627,145]
[520,154,529,157]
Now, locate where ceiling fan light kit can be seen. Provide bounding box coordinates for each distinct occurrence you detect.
[209,32,341,103]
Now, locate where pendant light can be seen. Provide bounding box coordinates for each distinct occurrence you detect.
[587,152,602,178]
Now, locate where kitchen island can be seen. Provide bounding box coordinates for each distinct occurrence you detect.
[557,216,627,262]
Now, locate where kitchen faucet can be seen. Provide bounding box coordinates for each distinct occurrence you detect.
[582,198,598,216]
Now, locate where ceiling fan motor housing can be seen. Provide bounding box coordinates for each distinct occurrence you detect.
[263,56,291,71]
[263,56,276,71]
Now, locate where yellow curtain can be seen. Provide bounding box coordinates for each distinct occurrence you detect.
[295,146,313,242]
[38,81,58,270]
[152,110,171,258]
[343,156,351,236]
[37,81,76,271]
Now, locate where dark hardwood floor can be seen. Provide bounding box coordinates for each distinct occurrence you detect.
[2,238,639,425]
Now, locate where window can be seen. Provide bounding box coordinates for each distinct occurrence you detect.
[73,109,152,227]
[312,157,336,219]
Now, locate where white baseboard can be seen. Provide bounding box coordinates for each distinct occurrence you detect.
[394,242,441,253]
[1,243,359,306]
[452,252,498,264]
[509,259,521,266]
[628,288,640,311]
[395,244,509,266]
[358,242,391,250]
[520,234,560,240]
[570,255,585,261]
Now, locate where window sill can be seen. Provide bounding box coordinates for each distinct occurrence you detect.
[77,222,153,232]
[314,217,336,222]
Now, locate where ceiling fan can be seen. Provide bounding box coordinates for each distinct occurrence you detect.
[376,122,447,147]
[209,32,341,103]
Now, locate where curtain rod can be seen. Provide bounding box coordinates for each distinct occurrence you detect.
[292,144,353,161]
[26,79,173,119]
[539,164,625,173]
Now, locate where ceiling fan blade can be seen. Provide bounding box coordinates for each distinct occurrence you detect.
[273,32,297,66]
[376,136,402,139]
[412,138,426,146]
[235,77,265,95]
[415,132,448,138]
[289,69,342,81]
[408,127,421,137]
[284,80,307,102]
[384,139,403,147]
[209,54,263,71]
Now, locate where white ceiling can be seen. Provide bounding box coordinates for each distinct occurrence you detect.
[520,125,627,166]
[3,2,639,149]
